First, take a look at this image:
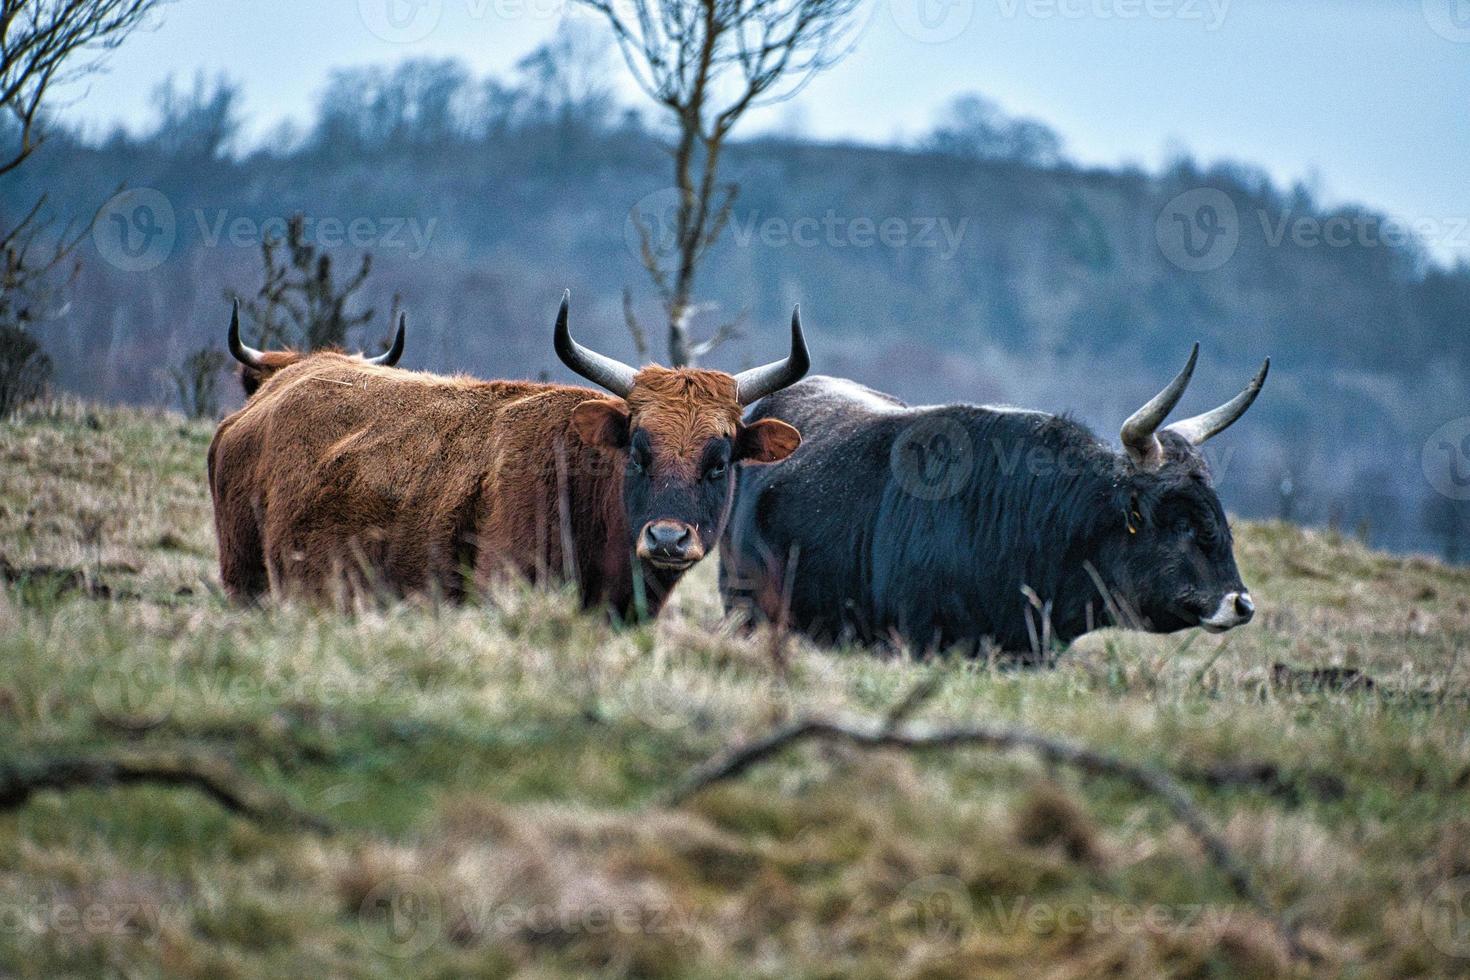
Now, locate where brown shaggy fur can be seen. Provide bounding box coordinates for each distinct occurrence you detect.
[238,350,308,397]
[624,368,742,479]
[208,355,793,618]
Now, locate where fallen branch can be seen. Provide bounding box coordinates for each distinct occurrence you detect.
[1180,759,1346,805]
[665,714,1307,961]
[0,751,333,835]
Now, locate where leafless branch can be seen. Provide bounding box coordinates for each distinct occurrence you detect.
[0,0,168,175]
[686,307,744,360]
[229,214,378,352]
[0,749,333,833]
[665,712,1307,961]
[580,0,858,365]
[0,1,166,408]
[0,188,96,343]
[622,286,650,360]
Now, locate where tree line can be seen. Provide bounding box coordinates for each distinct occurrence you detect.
[2,15,1467,562]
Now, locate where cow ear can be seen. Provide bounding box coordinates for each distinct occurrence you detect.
[735,418,801,463]
[571,399,630,450]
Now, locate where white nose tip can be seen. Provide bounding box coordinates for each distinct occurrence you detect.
[1200,591,1254,632]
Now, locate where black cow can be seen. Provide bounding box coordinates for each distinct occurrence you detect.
[719,346,1268,660]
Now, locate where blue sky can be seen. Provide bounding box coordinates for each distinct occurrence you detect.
[56,0,1470,263]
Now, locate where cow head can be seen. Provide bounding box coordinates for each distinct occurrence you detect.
[555,293,805,573]
[226,300,406,397]
[1105,345,1269,634]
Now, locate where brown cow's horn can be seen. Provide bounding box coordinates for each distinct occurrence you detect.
[227,299,265,369]
[734,305,810,406]
[1120,343,1198,468]
[364,312,406,367]
[553,290,637,397]
[1165,357,1269,446]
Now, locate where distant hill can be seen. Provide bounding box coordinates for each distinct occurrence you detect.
[5,61,1468,558]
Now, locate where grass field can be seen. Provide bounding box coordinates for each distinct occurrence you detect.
[2,400,1469,978]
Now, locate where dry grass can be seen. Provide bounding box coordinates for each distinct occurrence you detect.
[2,400,1469,977]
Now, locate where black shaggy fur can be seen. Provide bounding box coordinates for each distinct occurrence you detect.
[720,376,1251,659]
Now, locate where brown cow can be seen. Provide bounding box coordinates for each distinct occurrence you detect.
[207,293,808,618]
[228,304,407,397]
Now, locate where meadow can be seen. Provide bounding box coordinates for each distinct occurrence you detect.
[2,400,1469,978]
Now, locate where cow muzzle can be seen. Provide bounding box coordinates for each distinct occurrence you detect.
[637,520,704,570]
[1199,591,1254,633]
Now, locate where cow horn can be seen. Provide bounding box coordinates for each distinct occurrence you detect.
[364,312,406,367]
[1165,357,1270,446]
[553,290,637,398]
[1120,343,1199,468]
[734,306,810,406]
[226,300,265,369]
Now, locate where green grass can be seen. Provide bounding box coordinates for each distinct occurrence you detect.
[3,400,1469,978]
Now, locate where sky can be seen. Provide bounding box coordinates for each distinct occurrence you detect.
[54,0,1470,264]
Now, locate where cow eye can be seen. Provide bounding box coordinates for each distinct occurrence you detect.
[705,462,727,482]
[627,432,653,475]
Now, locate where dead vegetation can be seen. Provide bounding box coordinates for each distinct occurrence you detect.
[2,402,1470,977]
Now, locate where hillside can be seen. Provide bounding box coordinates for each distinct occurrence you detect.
[7,64,1470,559]
[1,403,1468,977]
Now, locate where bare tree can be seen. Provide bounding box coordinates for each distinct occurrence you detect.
[228,214,393,353]
[170,347,226,419]
[515,22,615,138]
[0,313,51,415]
[0,0,168,410]
[0,1,168,409]
[920,93,1064,167]
[1,0,166,175]
[578,0,860,365]
[149,70,242,161]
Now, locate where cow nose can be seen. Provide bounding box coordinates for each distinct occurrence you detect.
[1200,590,1254,632]
[639,521,699,565]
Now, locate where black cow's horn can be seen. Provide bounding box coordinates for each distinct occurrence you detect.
[226,300,265,368]
[553,291,637,398]
[1165,358,1269,446]
[1120,343,1198,468]
[734,306,810,406]
[364,312,407,367]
